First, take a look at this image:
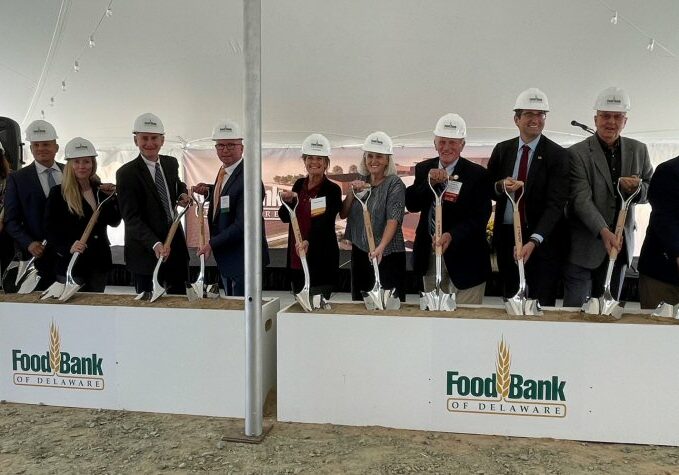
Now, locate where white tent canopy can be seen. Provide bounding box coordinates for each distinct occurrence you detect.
[3,0,679,151]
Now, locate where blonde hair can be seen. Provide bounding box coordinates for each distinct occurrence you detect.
[357,152,397,177]
[61,157,99,217]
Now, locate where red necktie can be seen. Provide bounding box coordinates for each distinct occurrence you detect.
[516,145,530,226]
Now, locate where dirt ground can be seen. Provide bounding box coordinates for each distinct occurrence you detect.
[1,399,679,475]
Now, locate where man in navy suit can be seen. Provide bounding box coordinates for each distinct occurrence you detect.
[638,155,679,308]
[486,88,569,306]
[193,119,269,296]
[4,120,64,288]
[405,113,492,304]
[116,113,191,294]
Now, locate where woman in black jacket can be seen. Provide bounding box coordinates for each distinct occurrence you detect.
[278,134,341,298]
[44,137,120,292]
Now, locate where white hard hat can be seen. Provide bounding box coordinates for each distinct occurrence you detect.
[301,133,331,156]
[212,119,242,140]
[362,131,393,155]
[64,137,98,160]
[514,88,549,112]
[594,87,631,112]
[133,113,165,134]
[434,113,467,139]
[25,120,58,142]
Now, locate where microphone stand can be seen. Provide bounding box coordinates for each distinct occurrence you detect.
[571,120,595,135]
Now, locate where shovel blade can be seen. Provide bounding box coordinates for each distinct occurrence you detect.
[438,292,456,311]
[652,302,678,319]
[581,297,602,315]
[361,291,378,311]
[149,288,166,303]
[17,270,41,294]
[205,284,220,299]
[1,261,19,292]
[312,294,331,310]
[58,284,82,302]
[384,289,401,311]
[600,298,624,319]
[504,296,525,316]
[295,289,313,312]
[135,291,151,301]
[187,280,204,301]
[41,282,65,300]
[523,299,543,316]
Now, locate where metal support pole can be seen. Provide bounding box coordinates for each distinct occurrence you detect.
[243,0,263,437]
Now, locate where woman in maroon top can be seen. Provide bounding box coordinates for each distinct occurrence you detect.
[279,134,342,298]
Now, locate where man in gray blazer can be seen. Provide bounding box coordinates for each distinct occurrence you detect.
[563,87,654,307]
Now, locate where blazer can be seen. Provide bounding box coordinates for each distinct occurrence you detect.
[44,184,121,277]
[405,157,492,289]
[4,161,64,254]
[568,135,653,268]
[278,176,341,288]
[116,155,189,274]
[206,161,270,278]
[486,135,569,256]
[638,156,679,285]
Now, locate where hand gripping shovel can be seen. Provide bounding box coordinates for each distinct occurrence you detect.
[278,191,330,312]
[419,175,456,311]
[582,179,642,319]
[187,193,208,301]
[136,202,192,303]
[51,191,117,302]
[17,239,48,294]
[502,182,542,316]
[353,185,400,311]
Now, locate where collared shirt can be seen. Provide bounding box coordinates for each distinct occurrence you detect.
[34,161,63,197]
[216,158,243,195]
[438,158,459,175]
[595,133,621,186]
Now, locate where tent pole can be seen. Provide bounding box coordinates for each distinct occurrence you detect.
[243,0,263,437]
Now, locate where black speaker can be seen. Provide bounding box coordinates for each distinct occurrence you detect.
[0,117,23,171]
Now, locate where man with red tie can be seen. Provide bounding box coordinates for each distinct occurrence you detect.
[486,88,569,306]
[193,120,269,296]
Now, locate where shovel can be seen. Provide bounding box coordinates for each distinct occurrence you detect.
[419,175,456,311]
[136,202,192,303]
[502,181,542,316]
[582,178,642,319]
[1,258,20,293]
[352,185,400,311]
[187,193,207,301]
[652,302,679,319]
[54,191,117,302]
[278,191,330,312]
[16,239,47,294]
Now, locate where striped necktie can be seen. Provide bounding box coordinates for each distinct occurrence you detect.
[154,163,172,223]
[45,168,57,196]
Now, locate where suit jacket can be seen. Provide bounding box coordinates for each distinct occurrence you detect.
[206,161,270,278]
[116,155,189,274]
[486,135,569,256]
[568,135,653,268]
[638,156,679,285]
[405,157,492,289]
[44,183,121,277]
[278,176,341,288]
[4,161,64,254]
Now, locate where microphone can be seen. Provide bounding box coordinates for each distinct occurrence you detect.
[571,120,595,134]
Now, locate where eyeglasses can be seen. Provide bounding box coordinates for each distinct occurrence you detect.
[520,111,546,119]
[215,143,241,150]
[596,112,626,122]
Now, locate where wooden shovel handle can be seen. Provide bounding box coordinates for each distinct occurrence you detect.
[609,207,627,261]
[363,208,376,253]
[164,220,181,248]
[79,207,102,243]
[513,208,523,256]
[290,217,306,258]
[434,203,442,256]
[198,202,206,247]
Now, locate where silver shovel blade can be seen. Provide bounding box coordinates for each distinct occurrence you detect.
[58,283,83,302]
[600,298,624,319]
[384,289,401,311]
[205,284,220,299]
[438,292,456,311]
[17,269,41,294]
[41,282,65,300]
[361,289,384,311]
[312,294,331,310]
[504,296,525,316]
[581,297,602,315]
[149,287,166,303]
[652,302,679,319]
[523,299,543,316]
[295,289,313,312]
[135,291,151,301]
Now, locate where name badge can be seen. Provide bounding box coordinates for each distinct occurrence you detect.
[220,195,230,213]
[443,180,462,202]
[310,196,326,217]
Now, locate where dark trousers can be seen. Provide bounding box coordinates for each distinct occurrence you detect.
[57,270,108,293]
[562,246,628,308]
[221,274,245,297]
[350,245,406,302]
[495,224,562,306]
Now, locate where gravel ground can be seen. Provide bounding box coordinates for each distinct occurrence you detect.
[1,401,679,474]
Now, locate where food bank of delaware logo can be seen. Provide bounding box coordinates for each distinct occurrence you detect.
[446,339,566,418]
[11,321,105,390]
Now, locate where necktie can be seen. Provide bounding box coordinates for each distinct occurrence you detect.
[213,167,227,219]
[516,145,530,226]
[154,163,172,223]
[45,168,56,196]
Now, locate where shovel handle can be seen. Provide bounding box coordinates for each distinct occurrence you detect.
[363,208,376,253]
[434,203,443,256]
[513,208,523,256]
[79,207,102,243]
[290,217,305,258]
[198,201,206,247]
[609,207,628,261]
[164,220,181,248]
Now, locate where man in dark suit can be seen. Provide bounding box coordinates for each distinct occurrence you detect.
[564,87,654,307]
[638,156,679,308]
[486,88,569,306]
[405,113,491,304]
[193,119,269,296]
[4,120,64,289]
[116,113,190,294]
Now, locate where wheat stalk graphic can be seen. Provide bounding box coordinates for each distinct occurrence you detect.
[496,338,511,399]
[49,322,61,375]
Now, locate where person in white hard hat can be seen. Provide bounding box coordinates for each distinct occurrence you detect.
[405,114,492,304]
[116,113,191,295]
[340,131,407,301]
[563,87,654,307]
[44,137,120,292]
[278,134,342,298]
[486,88,569,306]
[4,119,63,289]
[192,119,270,296]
